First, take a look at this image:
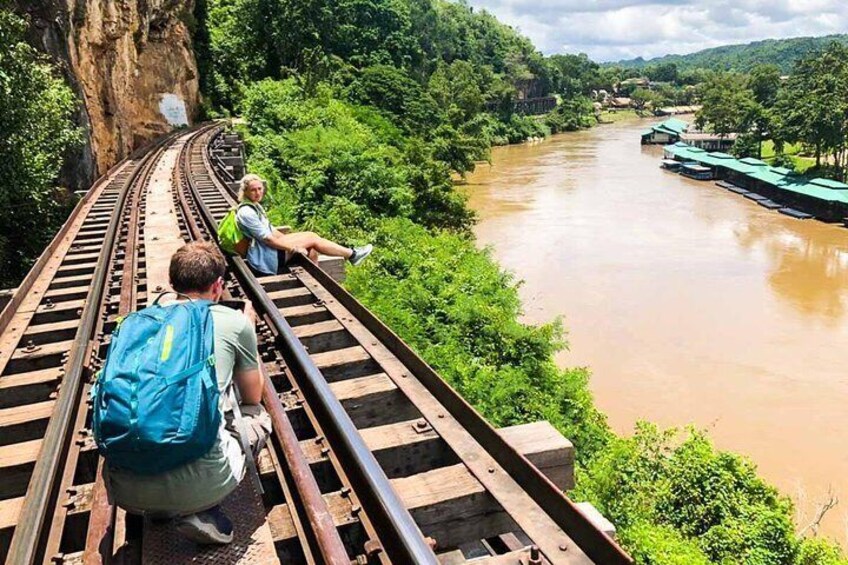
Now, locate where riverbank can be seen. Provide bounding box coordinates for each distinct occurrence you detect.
[597,108,640,123]
[466,117,848,545]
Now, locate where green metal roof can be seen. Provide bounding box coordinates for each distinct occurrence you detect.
[645,118,688,137]
[810,178,848,189]
[749,167,792,186]
[770,167,794,176]
[661,118,688,133]
[662,143,848,205]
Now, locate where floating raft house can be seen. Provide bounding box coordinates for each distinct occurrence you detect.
[680,163,713,180]
[642,118,688,145]
[663,142,848,221]
[660,158,682,171]
[758,199,782,210]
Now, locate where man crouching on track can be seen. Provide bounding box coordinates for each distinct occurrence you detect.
[99,241,272,544]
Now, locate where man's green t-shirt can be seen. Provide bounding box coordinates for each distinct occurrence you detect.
[106,304,259,515]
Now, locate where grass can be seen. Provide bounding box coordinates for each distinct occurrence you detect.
[597,108,640,124]
[760,140,802,159]
[760,139,816,173]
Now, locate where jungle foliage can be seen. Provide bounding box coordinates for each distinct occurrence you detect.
[0,7,81,287]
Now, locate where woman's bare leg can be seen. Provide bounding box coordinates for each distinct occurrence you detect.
[280,232,352,259]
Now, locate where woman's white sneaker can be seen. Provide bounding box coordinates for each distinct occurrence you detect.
[349,244,373,266]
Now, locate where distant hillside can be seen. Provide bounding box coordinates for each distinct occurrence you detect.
[609,34,848,74]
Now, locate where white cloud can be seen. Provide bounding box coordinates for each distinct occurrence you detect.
[466,0,848,61]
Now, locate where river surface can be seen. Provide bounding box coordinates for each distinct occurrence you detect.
[466,117,848,540]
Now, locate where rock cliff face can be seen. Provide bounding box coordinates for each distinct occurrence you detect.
[20,0,199,184]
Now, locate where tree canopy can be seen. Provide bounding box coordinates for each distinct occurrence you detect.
[0,8,81,286]
[609,34,848,74]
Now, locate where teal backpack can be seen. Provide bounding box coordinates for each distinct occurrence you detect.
[92,295,219,475]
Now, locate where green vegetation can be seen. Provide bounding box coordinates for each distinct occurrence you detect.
[761,141,815,173]
[575,424,844,563]
[194,2,848,562]
[598,108,640,124]
[237,76,609,452]
[773,43,848,179]
[610,34,848,74]
[195,0,596,146]
[0,7,81,287]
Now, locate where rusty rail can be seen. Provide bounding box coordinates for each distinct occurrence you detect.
[6,132,173,565]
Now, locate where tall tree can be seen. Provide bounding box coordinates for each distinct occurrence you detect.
[774,42,848,175]
[695,72,757,138]
[630,87,658,116]
[747,63,781,108]
[0,8,81,286]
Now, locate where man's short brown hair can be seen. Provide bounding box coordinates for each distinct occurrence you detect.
[169,241,226,293]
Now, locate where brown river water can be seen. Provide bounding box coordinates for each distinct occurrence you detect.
[466,116,848,541]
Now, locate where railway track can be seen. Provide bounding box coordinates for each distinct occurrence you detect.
[0,124,633,565]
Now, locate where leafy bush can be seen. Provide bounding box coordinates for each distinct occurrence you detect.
[573,423,834,564]
[545,95,595,133]
[237,77,611,454]
[620,522,712,565]
[0,9,81,286]
[797,538,848,565]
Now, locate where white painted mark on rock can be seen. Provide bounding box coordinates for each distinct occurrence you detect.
[159,94,188,127]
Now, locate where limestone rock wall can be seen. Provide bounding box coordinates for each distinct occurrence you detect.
[20,0,200,183]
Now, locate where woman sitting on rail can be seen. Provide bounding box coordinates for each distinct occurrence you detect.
[235,174,372,275]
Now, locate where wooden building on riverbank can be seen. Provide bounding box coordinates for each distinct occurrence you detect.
[679,131,737,152]
[641,118,688,145]
[663,142,848,222]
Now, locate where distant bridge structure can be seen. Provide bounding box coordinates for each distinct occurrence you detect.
[486,96,558,116]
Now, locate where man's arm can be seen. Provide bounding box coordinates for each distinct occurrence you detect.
[234,367,263,405]
[232,314,264,405]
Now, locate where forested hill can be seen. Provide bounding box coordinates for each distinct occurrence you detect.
[609,34,848,73]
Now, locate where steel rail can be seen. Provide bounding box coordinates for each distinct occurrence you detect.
[82,132,149,565]
[6,133,176,565]
[259,367,351,565]
[234,256,438,564]
[295,255,634,565]
[182,126,351,564]
[184,129,439,565]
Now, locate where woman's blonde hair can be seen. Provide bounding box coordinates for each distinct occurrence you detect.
[238,174,264,201]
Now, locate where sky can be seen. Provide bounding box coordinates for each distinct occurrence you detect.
[464,0,848,62]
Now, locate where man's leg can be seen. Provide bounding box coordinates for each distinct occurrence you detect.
[175,405,271,545]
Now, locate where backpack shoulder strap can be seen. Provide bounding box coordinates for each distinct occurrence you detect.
[237,201,263,214]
